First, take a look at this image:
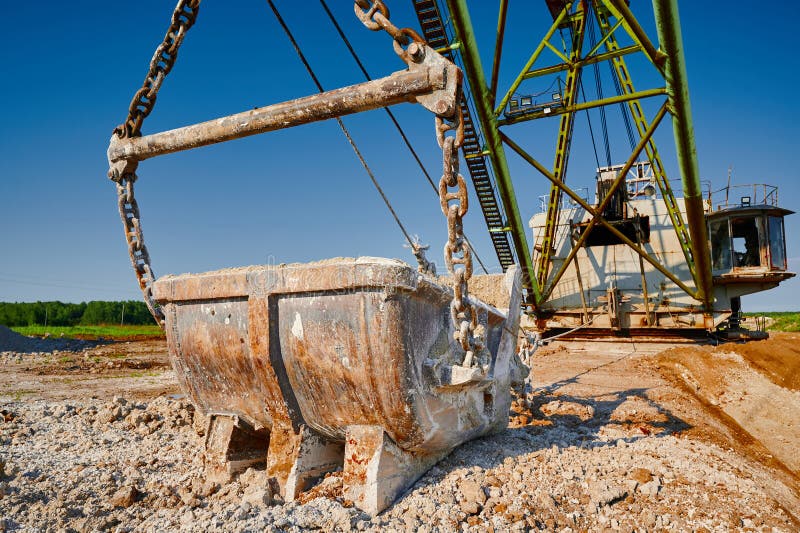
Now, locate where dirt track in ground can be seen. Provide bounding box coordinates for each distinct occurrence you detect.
[1,332,799,531]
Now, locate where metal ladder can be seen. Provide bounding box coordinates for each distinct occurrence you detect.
[413,0,516,271]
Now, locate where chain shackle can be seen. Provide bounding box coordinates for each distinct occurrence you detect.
[354,0,426,63]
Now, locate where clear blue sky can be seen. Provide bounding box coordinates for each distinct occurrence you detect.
[0,1,798,311]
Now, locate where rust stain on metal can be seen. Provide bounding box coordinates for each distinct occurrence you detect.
[153,258,524,515]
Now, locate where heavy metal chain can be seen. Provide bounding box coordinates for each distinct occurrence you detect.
[437,110,484,367]
[108,0,201,325]
[114,0,201,140]
[354,0,427,63]
[114,178,162,324]
[355,0,483,367]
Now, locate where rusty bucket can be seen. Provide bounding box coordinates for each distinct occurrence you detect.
[153,257,523,514]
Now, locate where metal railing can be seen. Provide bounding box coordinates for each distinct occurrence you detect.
[710,184,779,212]
[538,187,590,212]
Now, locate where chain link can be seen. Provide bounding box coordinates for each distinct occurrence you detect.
[114,0,201,140]
[437,109,485,367]
[354,0,483,367]
[354,0,426,63]
[109,0,201,326]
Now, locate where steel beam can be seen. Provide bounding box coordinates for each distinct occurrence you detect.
[444,0,540,303]
[653,0,714,310]
[494,3,572,117]
[523,44,640,80]
[108,67,449,164]
[489,0,509,102]
[603,0,666,69]
[536,5,586,292]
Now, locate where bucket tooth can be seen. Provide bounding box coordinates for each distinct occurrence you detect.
[267,422,343,501]
[342,425,447,516]
[202,414,269,484]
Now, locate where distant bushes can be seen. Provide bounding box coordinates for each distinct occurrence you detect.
[0,301,155,327]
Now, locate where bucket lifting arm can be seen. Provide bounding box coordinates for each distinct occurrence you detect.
[108,52,459,173]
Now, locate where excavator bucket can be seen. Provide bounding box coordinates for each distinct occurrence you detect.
[152,257,524,514]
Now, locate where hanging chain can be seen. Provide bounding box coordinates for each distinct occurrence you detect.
[354,0,427,63]
[437,109,485,367]
[355,0,483,367]
[108,0,201,325]
[114,0,201,140]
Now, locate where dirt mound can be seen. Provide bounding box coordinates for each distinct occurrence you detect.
[0,325,102,354]
[655,334,800,476]
[729,333,800,391]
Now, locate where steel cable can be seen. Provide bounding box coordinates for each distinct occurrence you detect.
[317,0,489,275]
[265,0,420,254]
[588,16,612,167]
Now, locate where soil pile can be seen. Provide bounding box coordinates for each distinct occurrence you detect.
[656,333,800,474]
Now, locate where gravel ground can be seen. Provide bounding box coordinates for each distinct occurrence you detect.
[0,332,798,531]
[0,390,796,531]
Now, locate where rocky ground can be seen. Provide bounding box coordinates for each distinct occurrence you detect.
[1,328,798,531]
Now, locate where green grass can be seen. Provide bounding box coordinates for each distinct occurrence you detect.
[743,312,800,332]
[10,324,164,340]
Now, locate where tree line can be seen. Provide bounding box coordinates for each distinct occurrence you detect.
[0,301,155,327]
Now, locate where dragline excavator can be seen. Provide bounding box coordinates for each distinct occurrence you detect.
[105,0,792,516]
[412,0,793,338]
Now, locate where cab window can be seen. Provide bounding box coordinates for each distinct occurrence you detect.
[709,219,732,271]
[769,216,787,269]
[731,217,761,267]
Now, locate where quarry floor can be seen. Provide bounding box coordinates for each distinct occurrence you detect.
[1,330,799,531]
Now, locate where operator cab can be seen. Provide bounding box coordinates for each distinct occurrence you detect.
[706,185,794,284]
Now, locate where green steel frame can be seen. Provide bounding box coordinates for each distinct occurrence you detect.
[653,0,713,308]
[536,5,586,290]
[594,3,696,284]
[443,0,713,312]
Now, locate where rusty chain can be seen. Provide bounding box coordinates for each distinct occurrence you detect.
[108,0,201,325]
[355,0,483,367]
[354,0,427,63]
[114,0,201,140]
[437,110,485,367]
